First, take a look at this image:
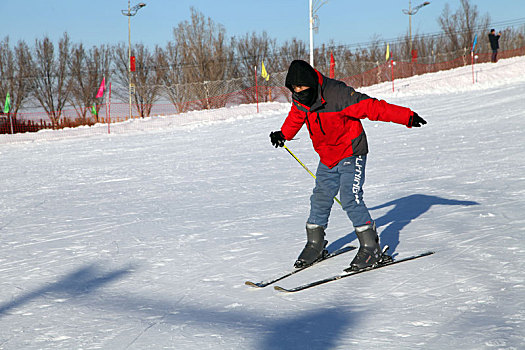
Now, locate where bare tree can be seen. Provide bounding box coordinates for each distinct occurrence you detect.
[111,43,129,108]
[155,42,193,113]
[112,42,163,118]
[69,43,112,123]
[438,0,490,52]
[498,27,525,51]
[131,43,162,118]
[233,31,277,102]
[278,38,308,69]
[314,41,354,78]
[0,37,14,118]
[234,31,276,76]
[173,7,233,108]
[0,38,34,122]
[32,33,72,128]
[0,37,13,131]
[175,7,232,82]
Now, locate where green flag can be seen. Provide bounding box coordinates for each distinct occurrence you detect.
[91,104,97,116]
[3,93,10,114]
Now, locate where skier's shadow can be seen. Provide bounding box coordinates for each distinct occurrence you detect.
[327,194,479,256]
[0,264,133,317]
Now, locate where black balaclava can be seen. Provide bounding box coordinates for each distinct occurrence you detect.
[285,60,318,107]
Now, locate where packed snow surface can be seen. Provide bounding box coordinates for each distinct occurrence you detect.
[1,57,524,349]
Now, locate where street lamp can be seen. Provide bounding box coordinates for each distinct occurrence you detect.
[121,1,146,120]
[309,0,328,67]
[402,1,430,54]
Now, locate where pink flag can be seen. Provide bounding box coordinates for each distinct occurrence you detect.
[96,77,106,98]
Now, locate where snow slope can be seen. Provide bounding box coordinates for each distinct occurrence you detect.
[1,57,524,349]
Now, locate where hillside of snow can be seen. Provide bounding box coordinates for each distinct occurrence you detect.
[1,56,524,349]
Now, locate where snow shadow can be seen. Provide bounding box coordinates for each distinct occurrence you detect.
[328,194,479,255]
[258,308,357,350]
[0,263,133,317]
[97,293,359,349]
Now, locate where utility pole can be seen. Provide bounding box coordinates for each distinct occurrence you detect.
[121,1,146,120]
[402,1,430,54]
[309,0,328,67]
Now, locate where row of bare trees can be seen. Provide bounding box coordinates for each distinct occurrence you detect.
[0,34,112,128]
[1,1,525,127]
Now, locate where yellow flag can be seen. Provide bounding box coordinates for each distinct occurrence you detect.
[385,43,390,61]
[261,61,269,81]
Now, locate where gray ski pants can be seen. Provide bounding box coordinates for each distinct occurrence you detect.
[307,155,373,228]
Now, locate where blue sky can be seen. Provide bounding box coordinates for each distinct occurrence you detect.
[2,0,525,49]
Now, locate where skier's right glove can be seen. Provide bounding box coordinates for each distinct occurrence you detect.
[270,131,286,148]
[409,112,427,127]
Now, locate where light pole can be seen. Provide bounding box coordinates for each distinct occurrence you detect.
[402,1,430,54]
[309,0,328,67]
[121,1,146,120]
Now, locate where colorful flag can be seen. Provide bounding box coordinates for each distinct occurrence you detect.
[385,43,390,61]
[261,61,269,81]
[471,34,478,52]
[91,104,97,117]
[3,92,10,114]
[329,52,335,79]
[96,77,106,98]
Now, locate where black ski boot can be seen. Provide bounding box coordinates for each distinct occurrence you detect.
[294,224,328,268]
[349,223,383,271]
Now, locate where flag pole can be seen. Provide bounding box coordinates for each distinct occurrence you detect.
[254,65,259,113]
[107,81,111,134]
[391,59,395,92]
[471,52,475,84]
[109,82,112,129]
[471,34,477,84]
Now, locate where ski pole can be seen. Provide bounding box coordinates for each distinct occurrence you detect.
[283,144,342,207]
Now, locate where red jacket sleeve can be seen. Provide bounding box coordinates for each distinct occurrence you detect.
[343,98,413,127]
[281,103,307,140]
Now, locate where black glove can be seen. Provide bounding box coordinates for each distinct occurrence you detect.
[409,112,427,127]
[270,131,286,148]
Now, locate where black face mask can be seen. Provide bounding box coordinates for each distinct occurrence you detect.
[292,88,316,107]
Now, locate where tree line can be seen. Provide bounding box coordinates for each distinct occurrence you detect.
[1,0,524,127]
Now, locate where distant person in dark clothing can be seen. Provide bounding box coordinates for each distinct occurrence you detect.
[488,29,501,63]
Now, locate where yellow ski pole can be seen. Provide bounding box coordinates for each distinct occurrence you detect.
[283,144,342,207]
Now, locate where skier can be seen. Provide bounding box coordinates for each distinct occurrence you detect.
[270,60,427,271]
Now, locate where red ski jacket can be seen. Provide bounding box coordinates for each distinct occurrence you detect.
[281,71,414,168]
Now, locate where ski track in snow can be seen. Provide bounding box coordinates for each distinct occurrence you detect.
[1,57,525,349]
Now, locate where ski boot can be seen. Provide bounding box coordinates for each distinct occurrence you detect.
[294,223,328,268]
[348,223,388,271]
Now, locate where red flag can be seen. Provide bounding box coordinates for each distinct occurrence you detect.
[329,52,335,79]
[411,49,418,63]
[130,56,136,72]
[96,77,105,98]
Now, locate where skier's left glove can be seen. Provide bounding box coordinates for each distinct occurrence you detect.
[270,131,286,148]
[409,112,427,127]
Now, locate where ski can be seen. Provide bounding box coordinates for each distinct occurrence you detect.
[274,250,435,293]
[245,245,356,288]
